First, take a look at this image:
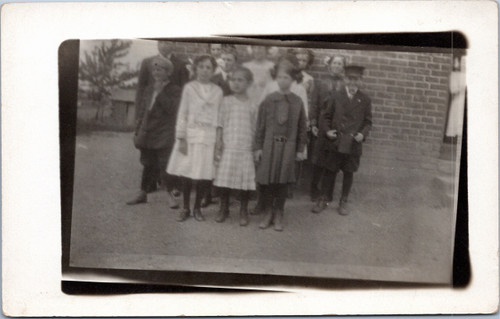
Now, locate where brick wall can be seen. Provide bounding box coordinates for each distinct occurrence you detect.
[169,41,453,169]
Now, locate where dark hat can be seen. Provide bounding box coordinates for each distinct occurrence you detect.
[152,56,174,74]
[344,65,365,77]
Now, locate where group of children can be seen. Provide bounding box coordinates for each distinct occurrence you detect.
[128,41,372,232]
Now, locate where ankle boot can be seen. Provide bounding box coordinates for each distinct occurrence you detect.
[259,208,274,229]
[338,198,349,216]
[273,209,283,231]
[177,208,190,222]
[166,191,179,209]
[312,197,328,214]
[193,208,205,221]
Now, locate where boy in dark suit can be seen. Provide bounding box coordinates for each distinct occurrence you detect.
[134,41,189,193]
[312,65,372,215]
[211,45,238,96]
[127,57,182,208]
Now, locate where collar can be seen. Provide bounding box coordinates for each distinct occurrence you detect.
[345,86,358,99]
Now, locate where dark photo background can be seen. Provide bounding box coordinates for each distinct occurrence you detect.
[59,33,469,293]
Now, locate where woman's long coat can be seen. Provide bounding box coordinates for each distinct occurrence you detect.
[254,91,307,185]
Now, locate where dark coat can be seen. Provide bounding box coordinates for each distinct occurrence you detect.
[211,73,231,96]
[316,88,372,157]
[254,92,308,185]
[134,82,182,150]
[309,78,344,127]
[135,54,189,119]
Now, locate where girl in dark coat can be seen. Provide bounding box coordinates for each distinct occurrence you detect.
[127,57,182,208]
[254,60,308,231]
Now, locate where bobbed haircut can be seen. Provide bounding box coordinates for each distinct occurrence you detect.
[192,54,218,77]
[270,54,303,82]
[230,66,254,84]
[289,48,315,68]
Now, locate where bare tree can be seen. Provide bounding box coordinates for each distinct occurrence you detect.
[79,40,138,120]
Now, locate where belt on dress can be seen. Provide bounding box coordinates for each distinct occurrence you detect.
[273,136,288,142]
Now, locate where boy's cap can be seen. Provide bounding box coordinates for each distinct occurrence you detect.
[152,56,174,74]
[344,65,365,77]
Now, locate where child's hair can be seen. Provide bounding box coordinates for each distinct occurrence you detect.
[270,54,303,82]
[221,45,238,61]
[324,54,347,68]
[192,54,218,76]
[289,48,315,69]
[230,66,254,84]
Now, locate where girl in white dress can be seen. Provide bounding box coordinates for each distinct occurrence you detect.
[213,67,256,226]
[167,55,223,222]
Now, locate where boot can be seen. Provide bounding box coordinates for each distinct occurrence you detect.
[338,198,349,216]
[193,208,205,221]
[215,200,229,223]
[126,191,147,205]
[311,197,328,214]
[166,191,179,209]
[239,204,249,226]
[259,208,274,229]
[273,209,283,232]
[177,208,190,222]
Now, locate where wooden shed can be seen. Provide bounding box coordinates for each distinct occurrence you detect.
[110,88,136,127]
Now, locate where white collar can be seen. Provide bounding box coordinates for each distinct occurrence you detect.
[346,86,358,99]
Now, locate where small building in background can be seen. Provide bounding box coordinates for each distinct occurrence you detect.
[110,88,136,127]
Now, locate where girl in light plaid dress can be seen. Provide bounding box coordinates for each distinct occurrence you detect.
[213,67,256,226]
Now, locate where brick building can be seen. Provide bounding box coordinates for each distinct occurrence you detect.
[167,41,456,170]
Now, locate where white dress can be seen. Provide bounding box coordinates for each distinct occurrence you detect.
[214,96,257,190]
[445,71,466,137]
[242,60,275,106]
[167,81,223,180]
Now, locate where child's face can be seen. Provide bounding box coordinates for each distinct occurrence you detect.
[152,67,169,82]
[252,46,267,61]
[296,53,309,71]
[329,56,345,75]
[221,53,236,73]
[229,71,250,94]
[276,69,294,91]
[196,59,215,82]
[344,75,362,92]
[210,44,222,58]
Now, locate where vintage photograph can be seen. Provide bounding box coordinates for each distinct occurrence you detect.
[67,37,465,285]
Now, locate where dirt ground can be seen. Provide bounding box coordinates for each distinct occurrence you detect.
[69,131,455,284]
